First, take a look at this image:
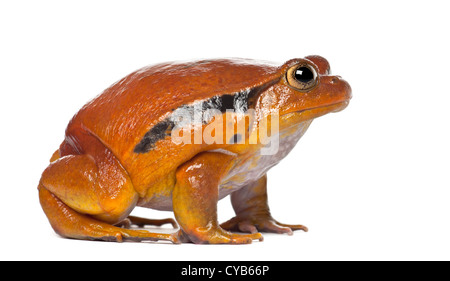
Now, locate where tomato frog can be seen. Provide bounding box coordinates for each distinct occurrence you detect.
[38,55,351,244]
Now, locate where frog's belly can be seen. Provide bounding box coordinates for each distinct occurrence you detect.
[218,120,312,199]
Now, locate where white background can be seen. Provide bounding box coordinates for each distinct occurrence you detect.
[1,0,449,261]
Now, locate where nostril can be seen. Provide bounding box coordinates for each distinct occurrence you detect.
[331,76,341,84]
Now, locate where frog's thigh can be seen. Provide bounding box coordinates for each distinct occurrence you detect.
[172,152,263,244]
[38,153,178,243]
[39,154,137,223]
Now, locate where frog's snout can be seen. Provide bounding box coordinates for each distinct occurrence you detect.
[323,74,352,114]
[338,76,352,102]
[321,74,352,104]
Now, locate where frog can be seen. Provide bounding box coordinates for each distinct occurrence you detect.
[38,55,351,244]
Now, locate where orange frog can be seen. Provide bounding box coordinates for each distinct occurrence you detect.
[38,56,351,244]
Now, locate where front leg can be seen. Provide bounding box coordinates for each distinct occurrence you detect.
[173,152,263,244]
[221,174,308,235]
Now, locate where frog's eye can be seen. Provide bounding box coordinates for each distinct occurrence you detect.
[287,64,318,91]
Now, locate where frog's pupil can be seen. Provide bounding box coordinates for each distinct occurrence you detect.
[295,67,314,83]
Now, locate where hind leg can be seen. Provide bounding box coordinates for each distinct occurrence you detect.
[39,186,178,243]
[38,148,179,243]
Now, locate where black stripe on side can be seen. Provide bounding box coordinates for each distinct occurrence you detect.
[133,119,175,153]
[134,82,276,154]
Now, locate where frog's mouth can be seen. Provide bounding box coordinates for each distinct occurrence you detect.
[316,100,350,113]
[282,100,349,121]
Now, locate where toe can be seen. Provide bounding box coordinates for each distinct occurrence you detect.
[262,221,293,235]
[238,221,258,234]
[275,221,308,232]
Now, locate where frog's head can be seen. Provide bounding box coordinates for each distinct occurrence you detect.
[256,55,351,128]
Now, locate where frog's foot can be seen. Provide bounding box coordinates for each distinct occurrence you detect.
[178,227,263,244]
[116,216,178,229]
[221,216,308,235]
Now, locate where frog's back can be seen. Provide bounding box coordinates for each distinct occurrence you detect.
[69,59,279,157]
